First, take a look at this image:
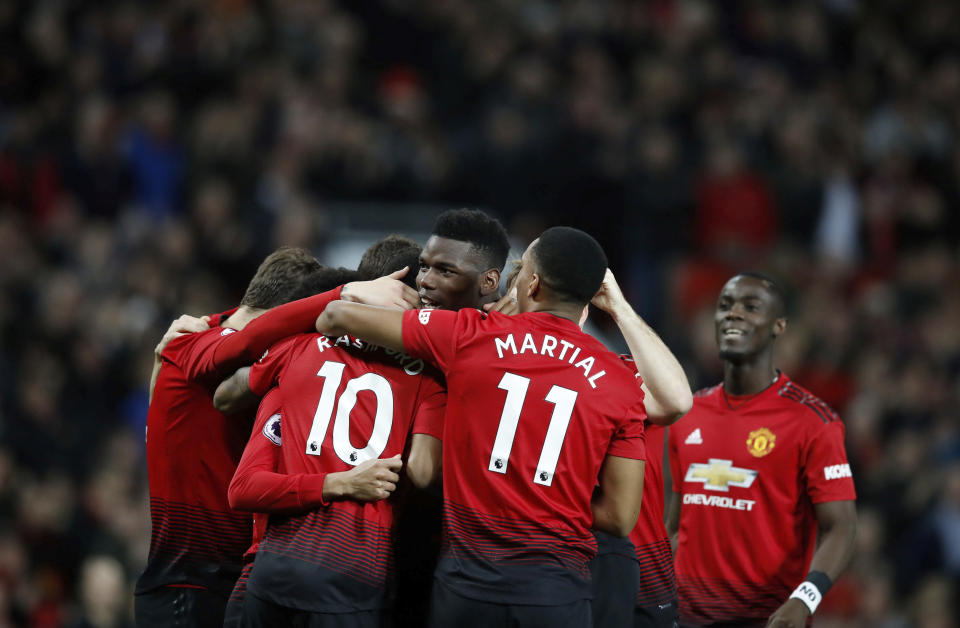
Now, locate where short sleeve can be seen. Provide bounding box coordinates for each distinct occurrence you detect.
[411,370,447,439]
[401,309,459,373]
[248,337,298,397]
[607,397,647,461]
[668,421,682,493]
[802,420,857,504]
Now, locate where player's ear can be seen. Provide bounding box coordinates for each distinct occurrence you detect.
[528,273,541,300]
[773,317,787,337]
[479,268,501,297]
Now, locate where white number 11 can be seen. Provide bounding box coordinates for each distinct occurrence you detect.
[488,372,578,487]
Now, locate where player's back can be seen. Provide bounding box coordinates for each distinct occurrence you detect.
[404,309,647,605]
[136,323,252,598]
[244,332,445,613]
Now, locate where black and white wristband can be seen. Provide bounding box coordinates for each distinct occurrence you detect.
[789,571,833,614]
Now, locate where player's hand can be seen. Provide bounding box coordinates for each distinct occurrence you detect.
[155,314,210,356]
[590,268,627,314]
[482,287,518,316]
[344,455,403,501]
[765,598,810,628]
[341,268,420,310]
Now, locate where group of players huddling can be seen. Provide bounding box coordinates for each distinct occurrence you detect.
[135,209,857,628]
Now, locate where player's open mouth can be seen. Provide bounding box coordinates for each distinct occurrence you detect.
[722,329,745,337]
[419,296,440,309]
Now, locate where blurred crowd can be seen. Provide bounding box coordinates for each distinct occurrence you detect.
[0,0,958,626]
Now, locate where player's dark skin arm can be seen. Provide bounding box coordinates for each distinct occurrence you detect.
[213,367,259,414]
[665,490,681,553]
[766,500,857,627]
[316,302,405,353]
[592,455,645,537]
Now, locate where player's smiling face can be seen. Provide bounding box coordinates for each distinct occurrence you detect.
[417,236,486,311]
[714,276,785,363]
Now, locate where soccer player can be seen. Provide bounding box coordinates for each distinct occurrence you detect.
[135,248,419,628]
[666,273,857,627]
[416,208,508,311]
[588,269,692,628]
[316,226,648,628]
[234,292,446,627]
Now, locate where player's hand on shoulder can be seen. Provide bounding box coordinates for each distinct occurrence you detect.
[341,267,420,310]
[155,314,211,355]
[590,268,627,314]
[765,598,810,628]
[345,454,403,501]
[483,289,518,316]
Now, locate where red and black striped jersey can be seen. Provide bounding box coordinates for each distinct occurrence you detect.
[243,332,446,612]
[669,373,856,625]
[136,287,344,598]
[401,308,647,605]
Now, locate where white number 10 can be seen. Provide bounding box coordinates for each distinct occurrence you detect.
[306,361,394,466]
[488,372,578,487]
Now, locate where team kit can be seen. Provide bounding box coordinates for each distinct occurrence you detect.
[135,210,857,627]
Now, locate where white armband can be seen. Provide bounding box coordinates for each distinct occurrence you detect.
[789,580,823,614]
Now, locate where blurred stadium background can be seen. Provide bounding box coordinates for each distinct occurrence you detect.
[0,0,958,626]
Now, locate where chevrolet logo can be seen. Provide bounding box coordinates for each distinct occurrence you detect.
[685,458,757,492]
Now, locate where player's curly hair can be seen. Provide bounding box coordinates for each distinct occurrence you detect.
[240,247,323,309]
[357,235,422,289]
[432,208,509,272]
[532,227,607,305]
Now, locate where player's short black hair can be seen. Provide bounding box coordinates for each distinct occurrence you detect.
[432,208,509,272]
[241,247,323,309]
[299,266,363,297]
[357,235,422,289]
[531,227,607,305]
[732,271,790,318]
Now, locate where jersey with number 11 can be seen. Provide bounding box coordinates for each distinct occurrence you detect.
[402,308,647,606]
[244,332,446,613]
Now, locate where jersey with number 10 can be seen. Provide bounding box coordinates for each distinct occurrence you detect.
[402,308,647,605]
[245,332,446,613]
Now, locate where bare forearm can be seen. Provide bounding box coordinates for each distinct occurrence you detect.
[809,512,857,581]
[316,301,405,352]
[611,305,692,425]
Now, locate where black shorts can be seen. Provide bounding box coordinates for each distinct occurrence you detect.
[240,591,382,628]
[635,600,678,628]
[429,579,592,628]
[134,585,227,628]
[223,560,254,628]
[590,547,640,628]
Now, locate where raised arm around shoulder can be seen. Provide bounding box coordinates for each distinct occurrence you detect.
[316,301,406,353]
[591,454,645,537]
[592,269,692,425]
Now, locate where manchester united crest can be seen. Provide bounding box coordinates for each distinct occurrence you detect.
[746,427,776,457]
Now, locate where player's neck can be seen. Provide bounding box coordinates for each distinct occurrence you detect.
[222,305,267,331]
[723,355,778,396]
[527,301,584,325]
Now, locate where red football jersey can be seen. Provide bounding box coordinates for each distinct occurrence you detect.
[244,332,446,612]
[136,287,342,597]
[669,374,856,625]
[615,355,677,609]
[402,308,647,605]
[228,387,283,615]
